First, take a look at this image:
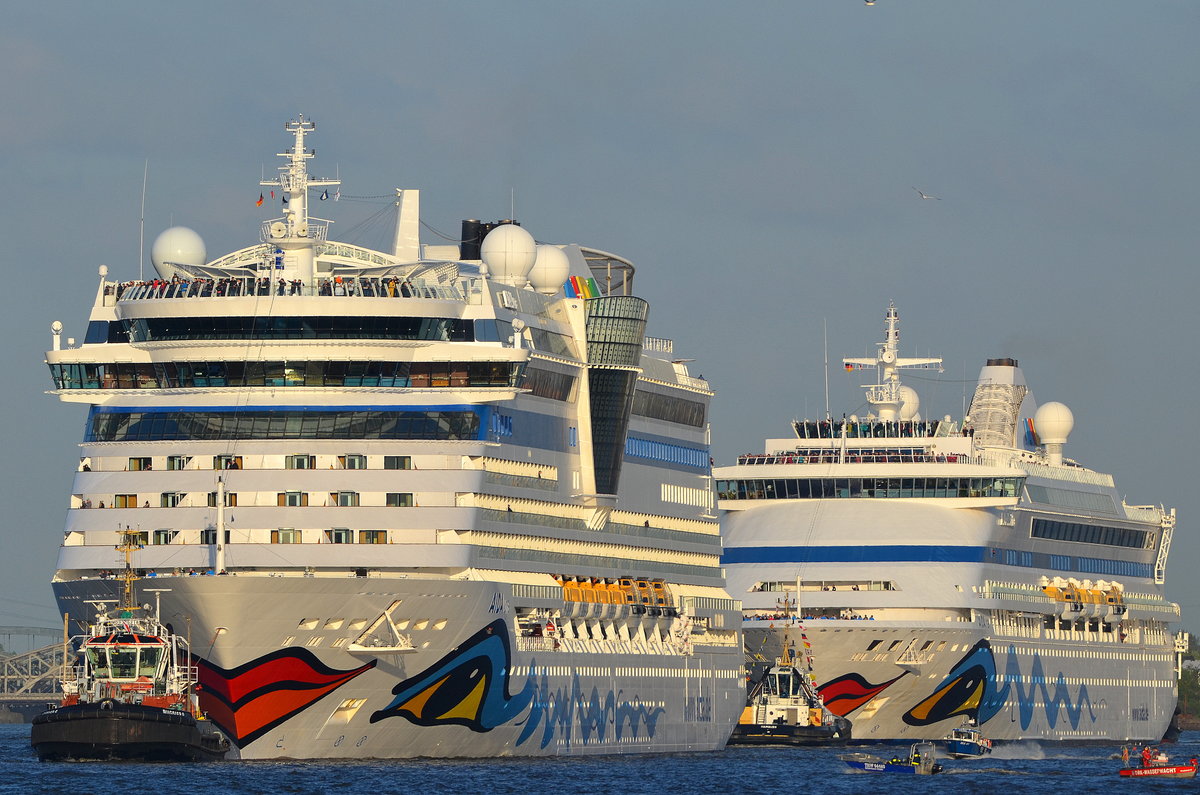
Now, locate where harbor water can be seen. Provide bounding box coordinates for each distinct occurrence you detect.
[3,724,1197,794]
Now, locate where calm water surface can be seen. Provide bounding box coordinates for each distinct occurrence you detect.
[4,724,1197,794]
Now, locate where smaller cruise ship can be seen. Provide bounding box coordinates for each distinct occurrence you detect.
[717,302,1183,742]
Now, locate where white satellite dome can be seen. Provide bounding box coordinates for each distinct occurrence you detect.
[151,226,206,279]
[1034,401,1074,444]
[898,385,920,420]
[480,224,536,285]
[528,244,571,294]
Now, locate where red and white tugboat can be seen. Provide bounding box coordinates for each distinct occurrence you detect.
[31,530,230,761]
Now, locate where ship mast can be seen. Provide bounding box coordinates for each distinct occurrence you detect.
[259,116,340,285]
[842,302,943,421]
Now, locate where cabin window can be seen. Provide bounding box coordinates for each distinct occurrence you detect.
[86,648,111,678]
[334,492,360,507]
[272,528,298,544]
[110,648,138,679]
[358,530,386,544]
[139,647,162,677]
[340,454,367,470]
[286,454,316,470]
[207,492,237,507]
[278,492,309,507]
[160,492,183,508]
[166,455,190,471]
[386,493,414,507]
[201,528,230,545]
[383,455,412,470]
[128,457,152,471]
[329,528,352,544]
[214,455,242,470]
[115,494,138,508]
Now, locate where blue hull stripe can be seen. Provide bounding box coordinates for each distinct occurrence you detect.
[721,545,988,564]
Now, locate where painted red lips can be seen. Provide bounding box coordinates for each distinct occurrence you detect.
[196,648,376,747]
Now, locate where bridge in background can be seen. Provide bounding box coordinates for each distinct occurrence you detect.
[0,636,67,722]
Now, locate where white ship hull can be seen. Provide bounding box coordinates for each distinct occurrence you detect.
[745,620,1175,743]
[54,576,744,758]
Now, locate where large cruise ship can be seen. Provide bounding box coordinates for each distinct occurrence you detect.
[43,117,744,759]
[717,303,1184,743]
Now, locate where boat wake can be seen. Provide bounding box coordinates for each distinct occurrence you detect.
[988,741,1045,760]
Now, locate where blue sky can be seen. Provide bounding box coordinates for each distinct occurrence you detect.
[2,2,1198,637]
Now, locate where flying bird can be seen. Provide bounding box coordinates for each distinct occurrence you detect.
[914,188,940,200]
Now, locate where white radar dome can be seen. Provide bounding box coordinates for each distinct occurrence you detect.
[1034,401,1074,444]
[151,226,207,280]
[529,244,571,294]
[480,224,536,285]
[898,385,920,420]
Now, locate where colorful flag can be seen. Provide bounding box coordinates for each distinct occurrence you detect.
[270,190,275,199]
[256,193,264,207]
[282,194,289,205]
[320,189,329,200]
[334,188,340,201]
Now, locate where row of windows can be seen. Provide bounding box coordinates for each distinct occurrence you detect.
[118,316,476,343]
[625,437,710,470]
[144,528,389,545]
[1031,518,1149,549]
[992,548,1154,579]
[86,410,482,443]
[91,491,414,509]
[715,477,1023,500]
[631,390,706,428]
[122,454,412,472]
[50,361,518,390]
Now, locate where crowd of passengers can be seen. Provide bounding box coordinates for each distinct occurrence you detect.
[792,419,972,439]
[750,612,874,621]
[736,451,969,465]
[110,275,425,300]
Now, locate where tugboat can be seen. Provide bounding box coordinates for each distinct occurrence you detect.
[841,742,943,775]
[730,651,851,745]
[940,719,992,758]
[31,530,230,761]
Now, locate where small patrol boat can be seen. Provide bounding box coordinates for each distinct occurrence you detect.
[1118,747,1198,779]
[730,654,851,745]
[30,530,230,761]
[841,742,943,775]
[940,719,992,758]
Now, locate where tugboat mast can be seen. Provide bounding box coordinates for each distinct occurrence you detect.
[115,527,143,612]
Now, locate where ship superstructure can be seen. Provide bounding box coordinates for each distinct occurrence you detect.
[717,302,1182,742]
[44,117,743,759]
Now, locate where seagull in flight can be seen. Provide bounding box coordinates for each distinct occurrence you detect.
[914,187,940,200]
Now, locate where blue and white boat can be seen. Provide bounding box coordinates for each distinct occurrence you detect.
[941,721,992,758]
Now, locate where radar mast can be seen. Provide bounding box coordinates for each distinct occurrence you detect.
[842,302,943,421]
[259,116,340,284]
